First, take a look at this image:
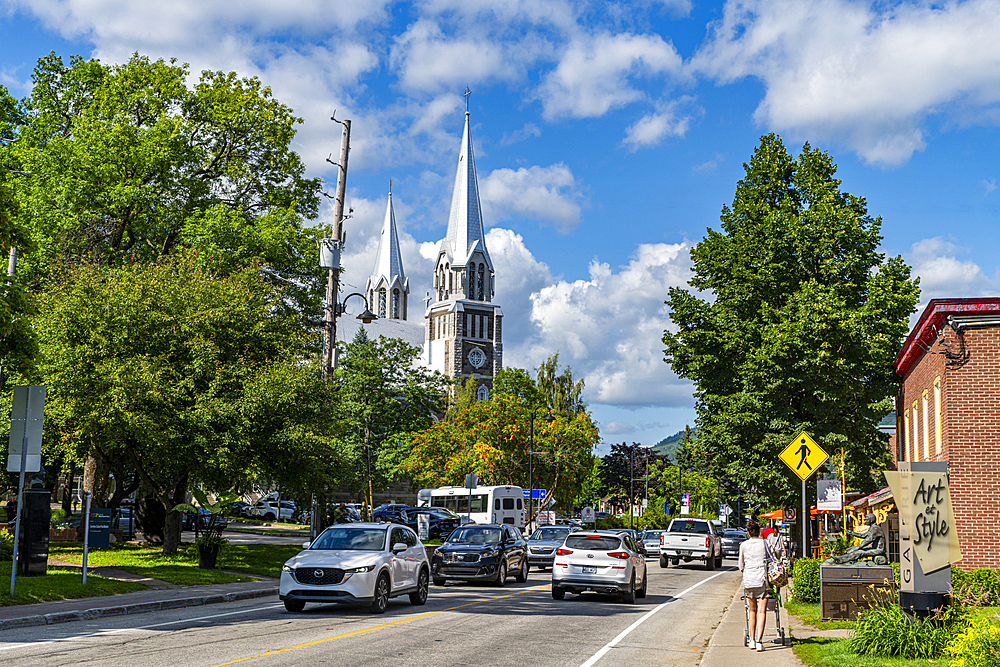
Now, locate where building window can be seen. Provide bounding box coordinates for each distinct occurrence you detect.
[476,385,489,401]
[378,289,386,318]
[934,376,942,455]
[903,409,910,461]
[448,272,453,292]
[478,264,484,300]
[922,389,930,460]
[912,401,919,461]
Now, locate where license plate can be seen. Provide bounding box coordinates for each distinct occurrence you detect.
[582,566,597,574]
[679,550,690,556]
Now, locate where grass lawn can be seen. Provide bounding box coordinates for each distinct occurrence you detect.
[49,543,253,586]
[786,600,857,630]
[793,636,945,667]
[219,544,302,578]
[1,560,148,606]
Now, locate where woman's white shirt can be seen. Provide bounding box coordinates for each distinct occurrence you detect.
[766,533,784,559]
[738,537,767,589]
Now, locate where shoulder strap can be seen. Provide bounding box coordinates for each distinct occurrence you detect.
[762,538,776,563]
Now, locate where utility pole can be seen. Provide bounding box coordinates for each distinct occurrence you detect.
[323,117,351,377]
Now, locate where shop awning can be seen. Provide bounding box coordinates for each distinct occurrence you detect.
[760,508,783,519]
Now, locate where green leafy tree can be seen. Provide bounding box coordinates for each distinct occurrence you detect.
[492,367,543,407]
[663,134,919,506]
[29,252,333,554]
[12,52,323,313]
[536,353,586,414]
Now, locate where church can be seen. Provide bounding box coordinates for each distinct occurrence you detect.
[356,108,503,399]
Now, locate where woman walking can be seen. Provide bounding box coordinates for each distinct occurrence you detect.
[738,521,770,651]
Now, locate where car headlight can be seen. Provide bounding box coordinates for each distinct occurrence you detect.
[282,565,293,572]
[345,564,377,573]
[485,549,501,558]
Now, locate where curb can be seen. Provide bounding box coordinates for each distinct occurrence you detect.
[0,587,277,631]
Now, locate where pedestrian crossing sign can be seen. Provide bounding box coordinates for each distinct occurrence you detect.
[779,431,829,481]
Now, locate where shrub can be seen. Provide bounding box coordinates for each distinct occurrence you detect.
[946,617,1000,667]
[954,569,1000,607]
[596,516,625,530]
[50,508,67,528]
[851,584,971,659]
[792,558,821,602]
[0,527,13,561]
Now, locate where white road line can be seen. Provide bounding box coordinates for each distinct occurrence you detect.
[577,569,733,667]
[0,603,284,652]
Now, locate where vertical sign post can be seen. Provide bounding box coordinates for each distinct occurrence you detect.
[779,431,829,559]
[82,491,91,585]
[8,385,45,596]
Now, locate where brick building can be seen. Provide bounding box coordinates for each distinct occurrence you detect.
[893,297,1000,569]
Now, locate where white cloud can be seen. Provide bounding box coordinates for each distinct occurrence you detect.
[538,32,683,119]
[500,122,542,145]
[623,95,697,150]
[693,0,1000,166]
[906,237,999,306]
[603,420,637,435]
[982,178,997,195]
[511,243,695,406]
[479,163,584,232]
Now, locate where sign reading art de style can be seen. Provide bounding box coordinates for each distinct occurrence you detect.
[885,464,962,574]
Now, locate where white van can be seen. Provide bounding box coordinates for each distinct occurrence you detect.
[426,485,525,529]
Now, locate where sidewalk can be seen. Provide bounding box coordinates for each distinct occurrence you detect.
[701,582,799,667]
[0,579,277,631]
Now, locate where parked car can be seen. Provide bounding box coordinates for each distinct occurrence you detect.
[279,523,429,613]
[526,525,574,570]
[554,518,583,530]
[551,530,648,603]
[372,506,409,524]
[111,507,135,540]
[431,524,527,587]
[230,501,251,519]
[251,499,295,522]
[400,508,461,540]
[640,529,664,558]
[181,507,228,531]
[373,503,410,517]
[659,518,723,570]
[720,529,748,559]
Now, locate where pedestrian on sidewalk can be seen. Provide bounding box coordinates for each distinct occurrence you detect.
[739,521,770,652]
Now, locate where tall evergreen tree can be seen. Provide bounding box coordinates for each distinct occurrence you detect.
[663,134,919,505]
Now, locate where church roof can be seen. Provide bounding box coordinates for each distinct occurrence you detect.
[368,190,408,293]
[442,112,492,270]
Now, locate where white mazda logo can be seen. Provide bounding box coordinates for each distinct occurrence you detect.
[314,569,324,578]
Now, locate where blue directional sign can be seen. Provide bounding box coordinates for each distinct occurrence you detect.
[522,489,546,499]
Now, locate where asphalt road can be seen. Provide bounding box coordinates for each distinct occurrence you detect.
[1,560,741,667]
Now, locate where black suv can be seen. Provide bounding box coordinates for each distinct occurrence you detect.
[432,524,527,587]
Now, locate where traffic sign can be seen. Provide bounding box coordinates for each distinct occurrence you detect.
[779,431,829,481]
[581,506,595,523]
[8,386,45,473]
[522,489,546,499]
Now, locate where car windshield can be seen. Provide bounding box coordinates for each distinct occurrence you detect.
[311,528,386,551]
[530,527,572,541]
[448,527,501,544]
[723,531,746,539]
[642,531,663,540]
[565,535,622,551]
[433,508,461,519]
[671,521,710,534]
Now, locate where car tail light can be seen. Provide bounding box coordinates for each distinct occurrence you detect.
[705,537,711,549]
[556,547,573,556]
[607,551,630,559]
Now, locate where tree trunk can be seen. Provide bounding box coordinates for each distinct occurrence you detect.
[62,465,75,515]
[161,471,189,555]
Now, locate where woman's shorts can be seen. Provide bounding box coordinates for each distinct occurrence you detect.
[744,586,768,599]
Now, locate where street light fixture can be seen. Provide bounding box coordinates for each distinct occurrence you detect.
[528,411,557,533]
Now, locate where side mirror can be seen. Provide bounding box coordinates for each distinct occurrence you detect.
[392,542,407,553]
[302,541,312,550]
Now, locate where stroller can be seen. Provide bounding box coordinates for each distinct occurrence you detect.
[742,583,789,647]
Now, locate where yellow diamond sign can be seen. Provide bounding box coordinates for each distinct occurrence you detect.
[779,431,829,481]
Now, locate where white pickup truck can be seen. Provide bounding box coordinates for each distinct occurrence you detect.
[658,518,723,570]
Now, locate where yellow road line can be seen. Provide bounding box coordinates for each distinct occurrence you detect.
[211,585,551,667]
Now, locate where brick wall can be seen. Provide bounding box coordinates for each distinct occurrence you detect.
[899,325,1000,569]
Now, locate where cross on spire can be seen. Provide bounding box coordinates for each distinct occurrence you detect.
[464,86,471,112]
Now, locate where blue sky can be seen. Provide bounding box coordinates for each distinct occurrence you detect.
[2,0,999,452]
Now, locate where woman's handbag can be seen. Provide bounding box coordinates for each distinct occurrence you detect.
[764,540,788,588]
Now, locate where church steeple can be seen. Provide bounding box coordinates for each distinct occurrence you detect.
[366,187,409,320]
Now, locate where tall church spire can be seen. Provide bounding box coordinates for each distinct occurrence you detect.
[366,188,409,320]
[443,111,492,269]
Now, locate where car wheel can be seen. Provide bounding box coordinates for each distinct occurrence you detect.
[705,553,715,571]
[622,573,636,604]
[409,569,429,605]
[659,555,668,568]
[433,575,447,587]
[515,557,528,583]
[494,561,507,587]
[636,569,648,599]
[370,573,390,614]
[265,513,276,521]
[716,552,723,568]
[283,599,305,613]
[552,586,565,600]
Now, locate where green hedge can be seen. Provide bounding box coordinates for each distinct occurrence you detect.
[596,516,626,530]
[953,568,1000,606]
[946,618,1000,667]
[792,558,820,602]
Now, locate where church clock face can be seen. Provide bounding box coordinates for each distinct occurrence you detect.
[468,348,486,369]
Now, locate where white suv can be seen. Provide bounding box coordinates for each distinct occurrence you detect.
[251,499,295,522]
[280,523,430,613]
[551,530,648,603]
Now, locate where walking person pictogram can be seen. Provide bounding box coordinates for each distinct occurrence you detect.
[796,439,811,470]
